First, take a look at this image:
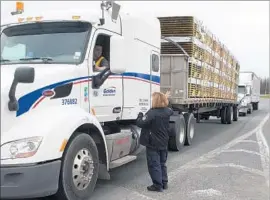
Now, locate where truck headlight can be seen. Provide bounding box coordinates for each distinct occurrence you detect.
[241,100,247,106]
[1,136,43,160]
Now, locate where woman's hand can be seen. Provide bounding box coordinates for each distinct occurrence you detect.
[138,112,144,118]
[165,90,171,98]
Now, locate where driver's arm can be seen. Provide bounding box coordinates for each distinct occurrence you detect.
[94,57,109,72]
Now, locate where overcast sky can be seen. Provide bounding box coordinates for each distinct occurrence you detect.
[1,1,269,78]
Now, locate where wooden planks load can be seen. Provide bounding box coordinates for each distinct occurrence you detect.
[159,16,195,37]
[159,16,240,101]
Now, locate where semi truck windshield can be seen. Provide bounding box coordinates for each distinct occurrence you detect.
[1,21,92,65]
[238,86,246,94]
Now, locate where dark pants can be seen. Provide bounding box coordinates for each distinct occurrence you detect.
[146,147,168,189]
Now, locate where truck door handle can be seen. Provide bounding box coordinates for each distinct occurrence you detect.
[113,107,121,113]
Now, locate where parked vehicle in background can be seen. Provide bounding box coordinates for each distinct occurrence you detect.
[238,71,260,116]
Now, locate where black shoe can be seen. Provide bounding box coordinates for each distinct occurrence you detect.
[163,183,168,190]
[147,185,163,192]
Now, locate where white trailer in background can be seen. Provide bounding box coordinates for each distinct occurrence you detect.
[237,71,260,116]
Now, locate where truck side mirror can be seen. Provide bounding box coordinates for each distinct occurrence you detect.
[15,66,35,83]
[111,2,121,21]
[8,66,35,111]
[110,35,126,74]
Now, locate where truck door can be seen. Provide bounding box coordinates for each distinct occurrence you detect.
[150,51,161,98]
[88,31,123,122]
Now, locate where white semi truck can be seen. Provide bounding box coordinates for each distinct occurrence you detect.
[1,2,240,200]
[237,71,260,116]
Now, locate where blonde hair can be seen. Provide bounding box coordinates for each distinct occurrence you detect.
[151,92,169,108]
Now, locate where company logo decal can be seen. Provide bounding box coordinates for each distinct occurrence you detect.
[103,86,116,96]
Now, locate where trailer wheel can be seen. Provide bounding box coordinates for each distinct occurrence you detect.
[195,113,201,123]
[168,114,186,151]
[202,116,210,120]
[233,106,238,121]
[247,106,253,114]
[56,133,99,200]
[226,106,233,124]
[184,113,196,146]
[253,102,259,111]
[220,107,227,124]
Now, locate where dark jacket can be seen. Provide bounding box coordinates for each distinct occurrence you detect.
[136,107,173,150]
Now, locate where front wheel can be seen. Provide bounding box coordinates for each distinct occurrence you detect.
[55,133,99,200]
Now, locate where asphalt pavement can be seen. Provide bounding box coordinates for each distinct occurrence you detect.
[11,99,270,200]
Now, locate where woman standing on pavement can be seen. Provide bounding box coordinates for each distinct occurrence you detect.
[136,91,173,192]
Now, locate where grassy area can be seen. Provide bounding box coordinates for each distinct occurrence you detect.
[260,94,270,98]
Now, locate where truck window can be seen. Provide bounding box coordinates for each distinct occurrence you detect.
[93,34,110,72]
[1,22,92,65]
[238,86,246,94]
[2,43,26,60]
[152,54,159,72]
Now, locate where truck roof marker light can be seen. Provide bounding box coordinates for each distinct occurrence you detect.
[35,16,43,21]
[72,16,81,20]
[91,108,96,116]
[26,17,33,21]
[60,139,68,152]
[18,17,24,22]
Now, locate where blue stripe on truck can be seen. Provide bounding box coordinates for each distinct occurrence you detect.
[16,72,160,117]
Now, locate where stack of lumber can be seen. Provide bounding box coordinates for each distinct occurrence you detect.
[159,16,240,101]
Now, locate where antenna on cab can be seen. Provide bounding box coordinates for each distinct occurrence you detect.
[99,1,121,26]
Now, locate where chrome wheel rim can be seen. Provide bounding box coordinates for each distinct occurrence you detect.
[72,148,94,190]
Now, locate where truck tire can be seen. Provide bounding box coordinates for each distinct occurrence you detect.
[247,105,253,114]
[204,116,210,120]
[253,102,259,110]
[233,106,238,121]
[226,106,233,124]
[195,113,201,123]
[168,114,186,151]
[184,113,196,146]
[55,133,99,200]
[220,107,227,124]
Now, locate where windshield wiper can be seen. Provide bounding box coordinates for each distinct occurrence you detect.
[19,57,53,63]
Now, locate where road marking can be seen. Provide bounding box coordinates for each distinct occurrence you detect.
[191,188,222,197]
[185,163,265,177]
[239,140,258,144]
[168,113,270,181]
[221,149,267,158]
[96,183,158,200]
[128,192,159,200]
[256,128,270,187]
[113,185,158,200]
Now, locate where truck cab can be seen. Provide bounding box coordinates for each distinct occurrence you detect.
[1,2,161,199]
[237,84,252,116]
[237,71,260,116]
